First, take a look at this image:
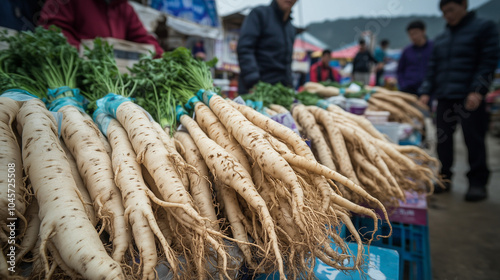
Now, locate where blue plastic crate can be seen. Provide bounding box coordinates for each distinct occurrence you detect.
[253,242,399,280]
[240,224,347,280]
[349,215,432,280]
[399,130,422,146]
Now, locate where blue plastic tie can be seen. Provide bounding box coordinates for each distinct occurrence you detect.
[49,97,85,113]
[50,112,64,137]
[46,87,86,112]
[245,100,255,109]
[1,89,38,101]
[316,100,330,110]
[196,89,206,102]
[197,89,217,106]
[92,107,113,135]
[254,101,264,112]
[185,96,201,111]
[176,105,188,122]
[96,93,132,118]
[47,86,79,99]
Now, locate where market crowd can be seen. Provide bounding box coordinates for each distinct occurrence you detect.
[237,0,499,202]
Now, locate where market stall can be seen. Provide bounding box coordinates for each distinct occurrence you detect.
[0,28,438,280]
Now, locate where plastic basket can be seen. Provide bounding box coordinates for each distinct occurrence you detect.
[399,130,422,146]
[349,216,432,280]
[365,110,390,124]
[373,122,400,144]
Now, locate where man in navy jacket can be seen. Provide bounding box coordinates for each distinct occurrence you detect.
[237,0,297,94]
[397,20,433,95]
[419,0,499,201]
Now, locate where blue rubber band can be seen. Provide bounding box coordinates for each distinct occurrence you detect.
[48,96,86,113]
[185,96,201,111]
[254,101,263,112]
[245,100,255,109]
[96,93,132,118]
[197,89,217,106]
[316,100,330,110]
[92,107,113,135]
[176,105,188,122]
[196,89,206,101]
[46,87,86,112]
[50,112,64,137]
[1,89,38,101]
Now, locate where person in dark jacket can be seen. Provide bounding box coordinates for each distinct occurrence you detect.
[38,0,163,56]
[374,39,389,86]
[309,49,341,83]
[352,39,378,86]
[418,0,499,201]
[236,0,297,94]
[397,20,433,95]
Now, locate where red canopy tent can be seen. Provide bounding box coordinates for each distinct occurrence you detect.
[331,44,359,59]
[293,38,323,52]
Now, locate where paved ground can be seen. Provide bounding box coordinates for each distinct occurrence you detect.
[428,130,500,280]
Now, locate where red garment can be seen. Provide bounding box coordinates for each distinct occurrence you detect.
[309,61,341,83]
[39,0,163,56]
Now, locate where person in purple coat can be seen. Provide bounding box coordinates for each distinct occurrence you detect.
[397,20,433,95]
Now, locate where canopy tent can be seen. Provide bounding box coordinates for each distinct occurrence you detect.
[292,32,329,73]
[294,32,329,51]
[331,42,360,59]
[294,38,322,52]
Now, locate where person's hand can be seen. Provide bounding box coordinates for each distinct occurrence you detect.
[194,51,206,60]
[419,94,430,106]
[465,92,482,111]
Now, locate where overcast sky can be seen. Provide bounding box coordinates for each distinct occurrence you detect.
[217,0,491,26]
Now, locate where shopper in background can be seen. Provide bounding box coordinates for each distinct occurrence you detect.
[352,39,377,86]
[192,40,206,60]
[237,0,297,94]
[397,20,434,95]
[374,39,389,86]
[38,0,163,56]
[418,0,499,201]
[309,49,341,83]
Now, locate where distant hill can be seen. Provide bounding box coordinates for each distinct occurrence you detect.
[306,0,500,50]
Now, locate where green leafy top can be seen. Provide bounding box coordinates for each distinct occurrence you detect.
[128,47,218,131]
[296,91,320,106]
[81,38,137,103]
[162,47,217,104]
[128,55,178,130]
[0,26,80,99]
[242,82,296,109]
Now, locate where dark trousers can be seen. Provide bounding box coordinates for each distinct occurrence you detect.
[376,69,384,86]
[436,99,490,186]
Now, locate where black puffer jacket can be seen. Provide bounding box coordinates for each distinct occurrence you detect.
[352,50,378,73]
[237,0,296,94]
[418,12,499,99]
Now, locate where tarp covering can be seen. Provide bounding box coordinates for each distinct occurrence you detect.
[294,38,322,52]
[130,1,221,39]
[151,0,220,27]
[331,43,360,59]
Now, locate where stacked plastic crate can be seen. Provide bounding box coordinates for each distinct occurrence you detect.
[349,192,432,280]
